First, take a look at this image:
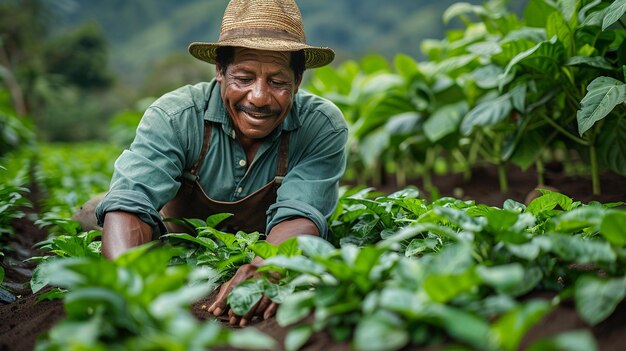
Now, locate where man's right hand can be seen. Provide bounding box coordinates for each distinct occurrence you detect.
[101,211,153,259]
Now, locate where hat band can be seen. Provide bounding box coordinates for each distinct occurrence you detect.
[220,28,304,43]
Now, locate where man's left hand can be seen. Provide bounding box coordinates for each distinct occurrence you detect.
[206,261,278,327]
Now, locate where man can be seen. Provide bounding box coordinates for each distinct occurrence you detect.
[94,0,347,327]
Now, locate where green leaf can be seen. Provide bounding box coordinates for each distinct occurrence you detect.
[249,241,278,259]
[297,235,336,258]
[424,102,468,142]
[30,263,49,293]
[379,287,425,318]
[276,291,315,326]
[442,2,487,24]
[490,299,552,351]
[353,311,409,351]
[524,0,559,27]
[597,117,626,176]
[228,327,277,350]
[163,233,217,249]
[526,330,598,351]
[227,279,264,316]
[428,304,491,350]
[551,206,605,233]
[461,93,512,135]
[600,210,626,246]
[205,213,233,228]
[263,255,326,276]
[526,190,573,215]
[602,0,626,30]
[546,233,616,264]
[577,77,626,135]
[393,53,419,80]
[424,268,479,303]
[546,11,573,53]
[476,264,525,295]
[575,275,626,325]
[566,56,614,70]
[278,237,299,256]
[501,37,559,85]
[151,283,213,318]
[64,287,127,319]
[211,230,237,247]
[285,324,313,351]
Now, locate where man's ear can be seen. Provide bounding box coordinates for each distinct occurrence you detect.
[294,73,303,94]
[215,63,224,82]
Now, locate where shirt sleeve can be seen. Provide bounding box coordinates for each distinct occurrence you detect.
[95,105,192,236]
[266,107,348,239]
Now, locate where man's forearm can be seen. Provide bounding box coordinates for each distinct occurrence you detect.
[101,211,153,260]
[250,217,319,265]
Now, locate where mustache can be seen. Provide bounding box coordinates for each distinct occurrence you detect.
[235,104,281,116]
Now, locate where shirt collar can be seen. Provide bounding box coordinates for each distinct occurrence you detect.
[204,79,301,141]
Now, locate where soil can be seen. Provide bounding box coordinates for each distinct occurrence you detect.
[1,166,625,351]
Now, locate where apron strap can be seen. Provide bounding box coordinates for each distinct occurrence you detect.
[274,131,290,185]
[187,121,212,180]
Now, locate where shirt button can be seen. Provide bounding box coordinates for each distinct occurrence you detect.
[237,187,243,193]
[239,159,246,167]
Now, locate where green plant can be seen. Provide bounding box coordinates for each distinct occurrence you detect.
[33,243,275,351]
[225,189,625,351]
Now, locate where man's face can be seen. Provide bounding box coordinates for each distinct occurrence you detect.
[216,48,301,144]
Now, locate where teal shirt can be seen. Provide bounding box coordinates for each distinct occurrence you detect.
[96,80,348,238]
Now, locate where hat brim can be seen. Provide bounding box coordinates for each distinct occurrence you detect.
[189,38,334,69]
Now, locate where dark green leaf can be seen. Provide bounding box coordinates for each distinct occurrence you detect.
[577,77,626,135]
[602,0,626,30]
[526,330,598,351]
[424,268,479,303]
[490,299,552,351]
[460,93,512,135]
[276,291,315,326]
[228,327,277,350]
[575,275,626,325]
[297,235,336,258]
[597,117,626,176]
[354,311,409,351]
[600,210,626,246]
[546,233,616,264]
[285,324,313,351]
[526,190,573,215]
[476,264,525,295]
[228,279,264,316]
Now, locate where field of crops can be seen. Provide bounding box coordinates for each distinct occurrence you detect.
[2,0,626,350]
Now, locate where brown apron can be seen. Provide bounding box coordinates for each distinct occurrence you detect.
[160,121,289,235]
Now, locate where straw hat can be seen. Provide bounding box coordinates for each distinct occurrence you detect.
[189,0,334,69]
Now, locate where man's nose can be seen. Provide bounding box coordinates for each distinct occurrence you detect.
[248,80,271,106]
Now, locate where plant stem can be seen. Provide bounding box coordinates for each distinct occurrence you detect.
[495,134,508,193]
[536,158,545,187]
[589,125,601,195]
[541,114,589,146]
[498,163,508,193]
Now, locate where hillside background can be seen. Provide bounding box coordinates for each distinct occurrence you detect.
[1,0,529,141]
[53,0,529,87]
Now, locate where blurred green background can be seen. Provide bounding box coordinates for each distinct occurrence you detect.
[0,0,527,142]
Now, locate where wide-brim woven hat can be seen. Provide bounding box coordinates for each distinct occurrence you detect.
[189,0,334,69]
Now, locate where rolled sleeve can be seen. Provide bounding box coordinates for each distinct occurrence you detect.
[95,100,201,236]
[266,200,328,238]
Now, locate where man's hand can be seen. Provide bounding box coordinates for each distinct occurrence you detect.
[207,259,278,327]
[207,217,320,326]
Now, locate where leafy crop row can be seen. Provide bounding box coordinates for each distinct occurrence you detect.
[28,187,626,350]
[307,0,626,194]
